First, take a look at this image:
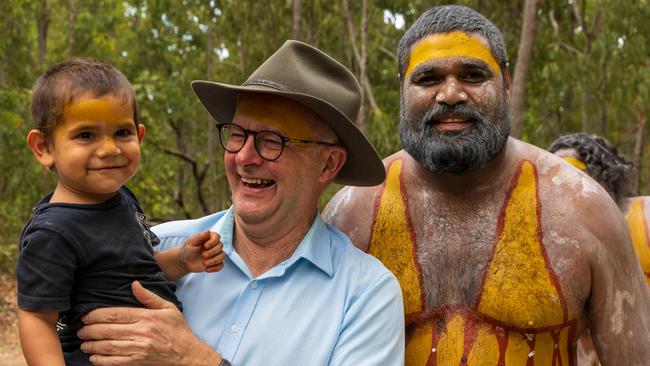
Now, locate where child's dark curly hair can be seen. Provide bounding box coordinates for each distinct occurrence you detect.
[549,133,632,204]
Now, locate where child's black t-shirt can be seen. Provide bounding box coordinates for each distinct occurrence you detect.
[16,187,180,365]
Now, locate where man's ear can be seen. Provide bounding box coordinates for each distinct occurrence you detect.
[318,146,347,184]
[137,124,146,143]
[26,129,55,169]
[504,63,513,94]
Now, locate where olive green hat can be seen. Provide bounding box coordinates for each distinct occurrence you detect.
[192,40,385,187]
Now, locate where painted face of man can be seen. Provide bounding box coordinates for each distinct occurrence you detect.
[399,31,511,175]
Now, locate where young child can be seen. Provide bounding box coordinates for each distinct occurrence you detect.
[16,58,225,366]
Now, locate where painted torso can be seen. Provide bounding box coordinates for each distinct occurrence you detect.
[623,196,650,286]
[324,141,608,366]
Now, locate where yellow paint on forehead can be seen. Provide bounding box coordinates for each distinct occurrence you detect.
[405,31,501,78]
[62,96,134,126]
[235,94,314,140]
[562,157,587,171]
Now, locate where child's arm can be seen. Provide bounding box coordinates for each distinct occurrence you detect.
[155,230,224,282]
[18,309,65,366]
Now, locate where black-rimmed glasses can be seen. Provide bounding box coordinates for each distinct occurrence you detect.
[216,123,338,161]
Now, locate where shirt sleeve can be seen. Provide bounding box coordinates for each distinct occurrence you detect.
[16,228,79,312]
[328,271,405,366]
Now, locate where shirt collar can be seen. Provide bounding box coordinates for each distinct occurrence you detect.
[288,211,334,277]
[214,207,334,279]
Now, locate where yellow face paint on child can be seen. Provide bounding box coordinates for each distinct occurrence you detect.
[562,157,587,171]
[405,32,501,79]
[235,94,315,140]
[62,96,135,128]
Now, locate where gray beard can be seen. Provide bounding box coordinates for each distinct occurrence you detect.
[399,98,511,175]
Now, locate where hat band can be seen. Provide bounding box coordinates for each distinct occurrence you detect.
[242,79,294,92]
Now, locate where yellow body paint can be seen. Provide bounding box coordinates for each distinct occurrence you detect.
[625,198,650,286]
[478,161,567,327]
[368,159,423,316]
[405,32,501,78]
[369,159,578,365]
[62,96,134,128]
[405,323,433,366]
[466,323,500,365]
[235,93,314,140]
[561,157,587,171]
[436,315,465,363]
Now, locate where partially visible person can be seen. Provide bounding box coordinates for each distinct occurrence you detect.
[18,58,224,366]
[549,133,632,206]
[550,132,650,365]
[549,132,649,284]
[77,41,404,366]
[325,5,650,365]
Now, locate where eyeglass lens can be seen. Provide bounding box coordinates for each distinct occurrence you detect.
[219,124,285,161]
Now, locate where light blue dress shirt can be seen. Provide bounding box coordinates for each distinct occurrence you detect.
[154,207,404,366]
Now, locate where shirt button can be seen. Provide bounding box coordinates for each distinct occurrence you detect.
[251,281,258,289]
[231,324,240,333]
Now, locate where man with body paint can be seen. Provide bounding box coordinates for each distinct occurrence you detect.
[77,41,405,366]
[324,5,650,365]
[550,132,650,365]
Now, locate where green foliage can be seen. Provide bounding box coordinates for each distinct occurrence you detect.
[0,0,648,274]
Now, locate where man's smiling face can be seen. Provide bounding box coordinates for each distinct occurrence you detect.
[225,93,332,227]
[399,31,511,175]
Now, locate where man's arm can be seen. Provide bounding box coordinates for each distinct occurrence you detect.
[328,272,405,366]
[585,199,650,365]
[78,281,225,366]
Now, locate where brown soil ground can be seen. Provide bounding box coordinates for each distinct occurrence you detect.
[0,276,26,366]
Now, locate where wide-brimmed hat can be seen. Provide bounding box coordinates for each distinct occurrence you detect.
[192,40,385,187]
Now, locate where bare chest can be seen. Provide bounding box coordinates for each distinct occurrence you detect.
[367,159,586,324]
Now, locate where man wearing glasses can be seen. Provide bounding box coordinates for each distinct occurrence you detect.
[77,40,405,366]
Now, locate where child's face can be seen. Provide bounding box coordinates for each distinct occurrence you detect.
[48,94,144,203]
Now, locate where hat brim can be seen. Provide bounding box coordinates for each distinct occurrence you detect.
[192,80,385,186]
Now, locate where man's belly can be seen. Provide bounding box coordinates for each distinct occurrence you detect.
[405,307,576,366]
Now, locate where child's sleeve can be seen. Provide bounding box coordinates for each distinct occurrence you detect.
[16,228,78,312]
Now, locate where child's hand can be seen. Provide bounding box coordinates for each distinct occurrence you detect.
[181,231,225,273]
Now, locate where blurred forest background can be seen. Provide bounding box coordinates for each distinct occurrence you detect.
[0,0,648,275]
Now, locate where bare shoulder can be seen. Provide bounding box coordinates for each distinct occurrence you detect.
[515,139,622,230]
[324,151,407,251]
[508,139,630,264]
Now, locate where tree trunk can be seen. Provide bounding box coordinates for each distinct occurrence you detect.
[341,0,379,130]
[292,0,302,40]
[632,110,646,195]
[205,5,217,176]
[36,0,50,67]
[598,60,608,136]
[509,0,541,138]
[580,89,589,132]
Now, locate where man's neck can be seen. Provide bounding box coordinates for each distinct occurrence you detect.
[233,210,316,278]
